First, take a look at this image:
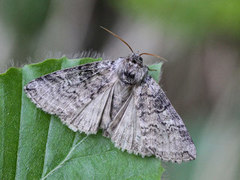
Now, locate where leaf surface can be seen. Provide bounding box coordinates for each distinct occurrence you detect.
[0,57,164,180]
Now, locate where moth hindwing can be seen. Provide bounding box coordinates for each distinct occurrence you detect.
[25,54,196,163]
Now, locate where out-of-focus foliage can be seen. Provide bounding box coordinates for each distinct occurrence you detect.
[0,0,51,35]
[113,0,240,39]
[0,0,52,62]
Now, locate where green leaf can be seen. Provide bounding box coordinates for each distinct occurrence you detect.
[112,0,240,39]
[0,57,164,180]
[148,63,163,83]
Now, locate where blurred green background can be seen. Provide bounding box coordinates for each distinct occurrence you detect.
[0,0,240,179]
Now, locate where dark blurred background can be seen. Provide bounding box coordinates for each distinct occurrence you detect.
[0,0,239,179]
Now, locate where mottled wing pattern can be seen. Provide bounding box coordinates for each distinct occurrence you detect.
[109,75,196,163]
[24,60,118,134]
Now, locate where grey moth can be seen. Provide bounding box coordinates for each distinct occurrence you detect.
[24,27,196,163]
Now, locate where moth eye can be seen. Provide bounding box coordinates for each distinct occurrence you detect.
[132,59,137,64]
[139,57,143,61]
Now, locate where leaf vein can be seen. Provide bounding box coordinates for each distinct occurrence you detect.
[41,136,88,180]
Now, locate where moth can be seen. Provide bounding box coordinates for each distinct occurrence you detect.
[24,27,196,163]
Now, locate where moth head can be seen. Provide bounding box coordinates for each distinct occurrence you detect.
[127,53,143,66]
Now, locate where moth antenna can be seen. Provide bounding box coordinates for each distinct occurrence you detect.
[139,52,168,62]
[100,26,134,53]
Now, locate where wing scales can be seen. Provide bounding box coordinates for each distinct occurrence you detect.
[135,75,196,162]
[107,75,196,163]
[24,60,117,133]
